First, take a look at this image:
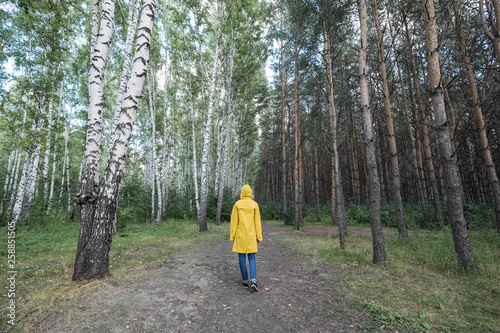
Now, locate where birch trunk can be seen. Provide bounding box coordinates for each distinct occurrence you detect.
[358,0,385,264]
[161,50,170,221]
[422,0,477,271]
[75,0,116,262]
[7,151,23,218]
[0,151,16,218]
[148,70,162,226]
[47,109,60,215]
[215,34,236,226]
[73,0,156,280]
[42,90,55,200]
[57,122,69,215]
[10,152,31,227]
[199,11,222,232]
[454,0,500,233]
[373,0,408,238]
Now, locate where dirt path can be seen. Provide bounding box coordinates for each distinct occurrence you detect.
[43,223,375,332]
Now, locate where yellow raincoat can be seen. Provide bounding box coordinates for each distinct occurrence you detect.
[230,185,263,253]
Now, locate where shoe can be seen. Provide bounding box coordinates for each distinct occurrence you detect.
[242,282,249,288]
[250,282,259,292]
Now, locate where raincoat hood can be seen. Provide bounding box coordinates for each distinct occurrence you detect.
[240,184,252,200]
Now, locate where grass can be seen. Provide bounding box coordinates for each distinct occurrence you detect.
[0,217,227,331]
[269,219,500,332]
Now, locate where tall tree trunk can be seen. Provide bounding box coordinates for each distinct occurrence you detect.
[216,33,236,226]
[293,34,302,231]
[161,49,170,222]
[199,8,222,232]
[314,147,321,222]
[0,151,16,218]
[422,0,477,271]
[147,69,162,226]
[403,13,444,228]
[74,0,116,275]
[454,0,500,233]
[73,0,156,280]
[42,88,55,200]
[58,122,69,216]
[47,106,60,215]
[373,0,408,238]
[280,38,289,225]
[323,13,347,245]
[358,0,386,264]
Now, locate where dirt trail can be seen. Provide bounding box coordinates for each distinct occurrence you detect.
[43,223,375,332]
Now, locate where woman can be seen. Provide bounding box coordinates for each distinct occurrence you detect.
[230,184,263,292]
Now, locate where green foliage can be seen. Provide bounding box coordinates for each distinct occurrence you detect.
[343,202,497,232]
[466,203,496,230]
[345,203,370,225]
[363,300,432,332]
[259,201,284,220]
[206,187,237,223]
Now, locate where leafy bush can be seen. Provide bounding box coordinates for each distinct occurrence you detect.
[345,203,370,225]
[466,203,496,230]
[259,201,284,220]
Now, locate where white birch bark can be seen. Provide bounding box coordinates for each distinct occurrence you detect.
[10,153,31,226]
[215,33,236,226]
[147,69,162,225]
[42,88,55,199]
[47,105,60,215]
[79,0,116,200]
[112,0,140,132]
[199,11,222,232]
[57,124,68,215]
[73,0,117,278]
[160,50,169,221]
[0,151,16,217]
[73,0,157,280]
[7,151,22,218]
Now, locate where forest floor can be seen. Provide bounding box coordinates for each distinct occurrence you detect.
[29,223,382,333]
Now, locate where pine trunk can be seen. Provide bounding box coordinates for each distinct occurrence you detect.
[293,35,302,231]
[422,0,477,271]
[280,38,289,225]
[373,0,408,238]
[358,0,386,264]
[454,0,500,233]
[403,14,444,228]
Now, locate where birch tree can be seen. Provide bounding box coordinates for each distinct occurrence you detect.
[73,0,157,280]
[198,3,223,232]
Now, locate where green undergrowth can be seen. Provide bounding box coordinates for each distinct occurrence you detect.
[269,219,500,332]
[0,217,227,331]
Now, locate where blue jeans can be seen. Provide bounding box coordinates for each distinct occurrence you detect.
[238,253,257,283]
